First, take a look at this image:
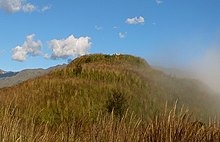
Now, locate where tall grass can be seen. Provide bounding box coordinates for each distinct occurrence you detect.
[1,103,220,141]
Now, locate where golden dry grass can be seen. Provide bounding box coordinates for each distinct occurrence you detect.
[1,103,220,142]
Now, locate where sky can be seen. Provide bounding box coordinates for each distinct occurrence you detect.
[0,0,220,72]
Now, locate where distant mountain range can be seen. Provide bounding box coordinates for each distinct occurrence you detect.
[0,70,18,78]
[0,69,7,74]
[0,64,66,88]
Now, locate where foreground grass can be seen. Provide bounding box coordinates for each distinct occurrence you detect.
[1,104,220,142]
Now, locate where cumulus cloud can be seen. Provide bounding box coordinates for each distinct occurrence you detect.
[48,35,91,59]
[126,16,145,25]
[12,34,42,62]
[119,32,127,39]
[0,0,49,13]
[192,48,220,94]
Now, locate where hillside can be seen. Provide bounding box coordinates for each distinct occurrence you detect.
[0,71,18,78]
[1,54,220,141]
[0,54,218,123]
[0,64,66,88]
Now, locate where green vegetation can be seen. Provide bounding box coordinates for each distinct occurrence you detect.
[0,54,220,141]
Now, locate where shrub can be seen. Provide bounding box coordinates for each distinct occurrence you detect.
[105,90,128,117]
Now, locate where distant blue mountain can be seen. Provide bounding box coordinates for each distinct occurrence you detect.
[0,64,66,88]
[0,71,18,78]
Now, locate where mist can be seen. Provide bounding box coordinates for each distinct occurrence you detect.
[191,48,220,94]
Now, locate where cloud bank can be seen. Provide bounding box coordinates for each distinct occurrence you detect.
[12,34,42,62]
[126,16,145,25]
[49,35,91,59]
[0,0,49,13]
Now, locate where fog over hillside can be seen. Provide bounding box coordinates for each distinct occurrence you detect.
[192,48,220,94]
[154,47,220,95]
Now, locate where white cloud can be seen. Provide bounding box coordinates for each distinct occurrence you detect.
[11,34,91,61]
[126,16,145,25]
[0,0,49,13]
[0,0,22,13]
[95,25,103,31]
[43,53,49,59]
[119,32,127,39]
[113,26,119,29]
[41,5,50,12]
[49,35,91,59]
[12,34,42,62]
[22,3,36,12]
[155,0,163,5]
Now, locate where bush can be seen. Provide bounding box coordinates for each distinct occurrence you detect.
[105,90,128,117]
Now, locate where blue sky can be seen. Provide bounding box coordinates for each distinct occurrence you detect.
[0,0,220,71]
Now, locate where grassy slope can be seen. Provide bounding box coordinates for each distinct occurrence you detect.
[0,54,218,124]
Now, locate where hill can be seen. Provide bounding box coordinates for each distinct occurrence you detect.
[0,65,66,88]
[0,54,218,123]
[0,69,45,88]
[1,54,220,141]
[0,71,18,78]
